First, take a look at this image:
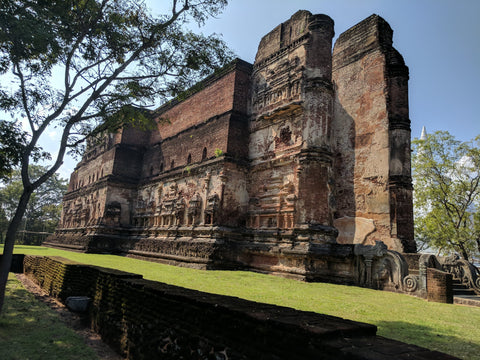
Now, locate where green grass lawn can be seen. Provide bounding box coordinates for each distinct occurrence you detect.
[6,245,480,359]
[0,274,98,360]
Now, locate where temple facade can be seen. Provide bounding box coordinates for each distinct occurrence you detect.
[46,11,416,282]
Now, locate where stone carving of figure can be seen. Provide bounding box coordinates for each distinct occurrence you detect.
[175,199,185,226]
[157,186,163,202]
[373,257,393,289]
[158,183,179,227]
[104,202,121,227]
[168,183,178,197]
[188,193,202,226]
[354,241,411,292]
[205,193,220,225]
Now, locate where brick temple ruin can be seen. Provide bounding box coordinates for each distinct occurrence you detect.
[46,11,419,287]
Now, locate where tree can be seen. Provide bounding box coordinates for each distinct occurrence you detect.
[0,120,29,181]
[0,166,68,243]
[0,0,232,313]
[412,131,480,261]
[0,208,7,243]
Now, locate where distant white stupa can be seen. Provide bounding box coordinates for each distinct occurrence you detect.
[420,126,427,140]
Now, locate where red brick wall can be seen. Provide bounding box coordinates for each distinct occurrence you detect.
[142,61,251,178]
[151,66,250,143]
[296,158,331,225]
[112,146,144,180]
[22,255,378,360]
[141,113,233,178]
[120,126,151,147]
[427,268,453,303]
[226,113,249,159]
[232,63,251,113]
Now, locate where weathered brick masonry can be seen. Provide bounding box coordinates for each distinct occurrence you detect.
[427,268,453,304]
[46,11,416,284]
[22,255,458,360]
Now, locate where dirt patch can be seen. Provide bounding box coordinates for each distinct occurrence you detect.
[16,273,123,360]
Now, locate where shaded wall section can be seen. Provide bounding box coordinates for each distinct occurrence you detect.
[332,14,415,252]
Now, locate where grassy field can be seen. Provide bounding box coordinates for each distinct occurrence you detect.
[6,245,480,359]
[0,274,98,360]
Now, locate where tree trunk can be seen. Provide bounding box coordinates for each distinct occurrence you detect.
[0,189,32,314]
[459,247,470,262]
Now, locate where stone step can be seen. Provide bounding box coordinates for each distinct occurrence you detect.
[451,279,480,300]
[453,288,477,296]
[454,295,480,307]
[452,280,479,296]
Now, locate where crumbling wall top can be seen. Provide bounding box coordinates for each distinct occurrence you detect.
[333,14,402,71]
[254,10,333,65]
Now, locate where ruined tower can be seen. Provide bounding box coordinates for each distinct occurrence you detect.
[47,11,416,283]
[248,12,335,230]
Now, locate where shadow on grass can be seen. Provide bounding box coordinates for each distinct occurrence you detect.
[0,277,97,360]
[377,320,479,360]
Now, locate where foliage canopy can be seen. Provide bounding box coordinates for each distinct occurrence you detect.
[0,0,233,314]
[412,131,480,260]
[0,0,232,171]
[0,166,68,243]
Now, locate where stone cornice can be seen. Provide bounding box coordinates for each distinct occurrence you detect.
[298,147,333,165]
[389,116,411,131]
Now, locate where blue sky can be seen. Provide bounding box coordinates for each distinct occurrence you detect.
[185,0,480,142]
[33,0,480,179]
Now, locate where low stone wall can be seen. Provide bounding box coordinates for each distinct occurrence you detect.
[22,255,458,360]
[0,254,25,273]
[427,268,453,303]
[23,255,141,301]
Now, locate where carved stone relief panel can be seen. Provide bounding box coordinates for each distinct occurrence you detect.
[251,52,305,118]
[247,169,297,230]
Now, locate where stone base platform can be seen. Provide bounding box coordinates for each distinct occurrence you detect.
[44,225,360,281]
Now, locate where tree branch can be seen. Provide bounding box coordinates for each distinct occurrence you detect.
[12,63,34,133]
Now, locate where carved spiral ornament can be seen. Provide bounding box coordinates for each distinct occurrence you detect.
[403,275,418,292]
[475,277,480,289]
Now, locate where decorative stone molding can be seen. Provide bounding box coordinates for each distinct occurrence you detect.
[438,255,480,295]
[402,275,418,292]
[354,241,412,292]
